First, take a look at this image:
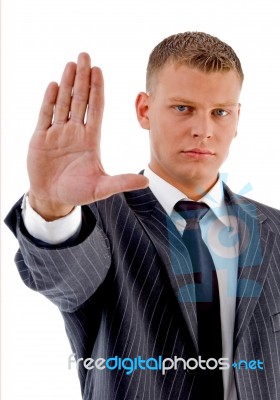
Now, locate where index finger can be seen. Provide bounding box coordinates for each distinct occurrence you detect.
[35,82,59,131]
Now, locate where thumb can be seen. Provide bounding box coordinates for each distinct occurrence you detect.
[96,174,149,200]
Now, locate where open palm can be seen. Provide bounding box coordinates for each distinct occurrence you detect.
[28,53,148,219]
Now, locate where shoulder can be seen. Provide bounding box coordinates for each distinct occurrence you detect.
[234,194,279,217]
[224,183,279,216]
[245,197,280,225]
[224,183,280,230]
[244,197,280,216]
[230,192,280,234]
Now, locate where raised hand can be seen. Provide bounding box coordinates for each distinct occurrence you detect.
[27,53,149,220]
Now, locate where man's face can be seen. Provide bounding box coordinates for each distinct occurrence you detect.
[136,63,241,196]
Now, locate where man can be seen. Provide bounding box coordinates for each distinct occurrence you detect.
[5,32,280,399]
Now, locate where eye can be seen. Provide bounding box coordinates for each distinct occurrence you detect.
[175,105,189,112]
[214,109,229,117]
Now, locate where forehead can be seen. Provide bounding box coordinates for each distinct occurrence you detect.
[151,63,241,104]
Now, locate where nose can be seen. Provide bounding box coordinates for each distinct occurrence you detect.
[190,113,213,139]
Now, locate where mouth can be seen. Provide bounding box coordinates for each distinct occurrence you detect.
[181,148,214,158]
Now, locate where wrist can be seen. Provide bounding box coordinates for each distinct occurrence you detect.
[28,192,74,221]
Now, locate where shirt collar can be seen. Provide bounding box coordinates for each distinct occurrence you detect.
[144,166,230,227]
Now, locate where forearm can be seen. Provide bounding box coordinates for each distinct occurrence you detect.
[5,200,111,312]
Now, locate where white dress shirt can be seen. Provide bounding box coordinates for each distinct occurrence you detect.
[22,167,238,400]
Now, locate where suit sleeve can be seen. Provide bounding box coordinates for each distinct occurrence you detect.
[4,197,111,313]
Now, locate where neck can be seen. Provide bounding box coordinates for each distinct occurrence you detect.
[175,180,218,201]
[148,166,219,201]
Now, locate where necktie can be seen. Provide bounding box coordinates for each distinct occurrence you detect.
[174,201,223,398]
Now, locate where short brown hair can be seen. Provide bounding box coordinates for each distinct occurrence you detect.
[146,31,244,92]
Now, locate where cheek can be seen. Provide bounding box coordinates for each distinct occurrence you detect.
[149,127,175,164]
[217,135,236,159]
[149,132,166,158]
[217,126,237,145]
[149,118,173,146]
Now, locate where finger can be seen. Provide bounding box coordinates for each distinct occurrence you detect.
[86,67,104,134]
[35,82,59,131]
[53,62,76,124]
[70,52,91,123]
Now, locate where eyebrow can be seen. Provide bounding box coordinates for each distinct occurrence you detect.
[168,97,238,107]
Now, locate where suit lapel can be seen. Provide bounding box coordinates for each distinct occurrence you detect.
[224,187,276,351]
[125,187,199,353]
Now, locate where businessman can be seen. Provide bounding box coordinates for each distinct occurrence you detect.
[5,32,280,400]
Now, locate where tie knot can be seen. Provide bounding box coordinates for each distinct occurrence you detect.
[174,201,209,222]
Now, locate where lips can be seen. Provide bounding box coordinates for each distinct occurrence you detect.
[185,148,214,155]
[180,148,214,158]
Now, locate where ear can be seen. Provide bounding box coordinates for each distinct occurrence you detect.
[235,103,241,137]
[135,92,150,130]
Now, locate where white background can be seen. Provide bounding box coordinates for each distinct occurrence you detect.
[1,0,280,399]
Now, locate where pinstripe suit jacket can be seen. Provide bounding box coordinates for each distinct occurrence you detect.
[5,184,280,400]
